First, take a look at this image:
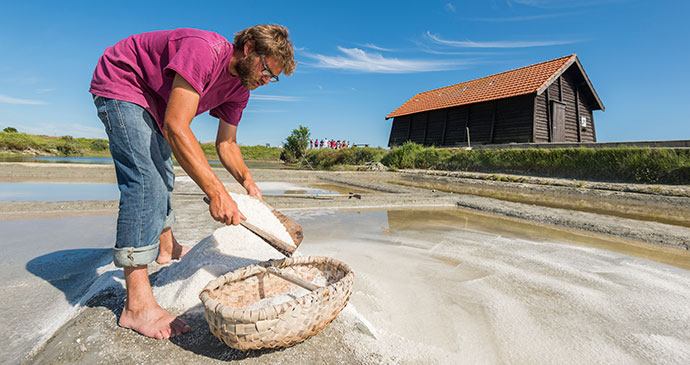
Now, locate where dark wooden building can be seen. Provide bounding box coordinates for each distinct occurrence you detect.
[386,54,605,147]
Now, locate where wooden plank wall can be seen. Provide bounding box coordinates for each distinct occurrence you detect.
[533,66,598,143]
[446,107,468,144]
[577,83,596,142]
[388,95,534,147]
[492,94,534,143]
[387,115,410,146]
[561,72,579,141]
[409,113,427,144]
[534,92,550,142]
[465,101,494,144]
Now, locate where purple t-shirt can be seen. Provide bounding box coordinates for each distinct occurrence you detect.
[89,28,249,130]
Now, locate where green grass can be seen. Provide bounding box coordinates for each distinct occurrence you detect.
[0,131,111,157]
[0,131,282,160]
[199,142,282,161]
[301,147,387,169]
[378,142,690,184]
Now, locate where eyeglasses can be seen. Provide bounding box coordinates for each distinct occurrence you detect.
[258,54,279,83]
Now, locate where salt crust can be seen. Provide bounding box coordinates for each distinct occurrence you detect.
[152,193,296,312]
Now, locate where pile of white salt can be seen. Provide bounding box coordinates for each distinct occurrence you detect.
[151,193,305,312]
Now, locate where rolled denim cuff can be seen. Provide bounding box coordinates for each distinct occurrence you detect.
[163,211,175,230]
[113,242,159,268]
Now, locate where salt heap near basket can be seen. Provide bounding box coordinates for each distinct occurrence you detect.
[151,192,354,350]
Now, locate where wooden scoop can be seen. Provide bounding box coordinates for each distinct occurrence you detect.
[203,196,302,257]
[261,201,303,248]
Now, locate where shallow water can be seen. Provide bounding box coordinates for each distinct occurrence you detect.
[0,182,120,201]
[5,207,690,363]
[256,181,370,195]
[0,156,114,164]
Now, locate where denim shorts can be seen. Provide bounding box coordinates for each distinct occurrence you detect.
[93,95,175,267]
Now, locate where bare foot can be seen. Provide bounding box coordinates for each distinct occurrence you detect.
[157,229,191,264]
[119,303,190,339]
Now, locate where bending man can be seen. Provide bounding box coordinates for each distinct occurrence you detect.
[89,25,296,339]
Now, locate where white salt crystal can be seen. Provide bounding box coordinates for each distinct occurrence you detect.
[152,192,298,312]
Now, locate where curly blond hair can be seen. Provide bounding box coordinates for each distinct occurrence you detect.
[234,24,296,76]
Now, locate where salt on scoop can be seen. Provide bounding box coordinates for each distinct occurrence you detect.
[152,192,297,312]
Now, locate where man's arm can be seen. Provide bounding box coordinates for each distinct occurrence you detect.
[215,121,263,200]
[164,73,245,225]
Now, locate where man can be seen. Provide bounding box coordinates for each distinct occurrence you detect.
[90,25,296,339]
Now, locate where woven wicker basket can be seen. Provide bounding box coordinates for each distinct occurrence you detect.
[199,256,354,350]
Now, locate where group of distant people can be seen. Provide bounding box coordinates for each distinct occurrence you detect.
[310,138,351,149]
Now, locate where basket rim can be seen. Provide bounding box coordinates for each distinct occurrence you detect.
[199,255,354,323]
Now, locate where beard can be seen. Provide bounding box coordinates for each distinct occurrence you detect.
[235,54,259,91]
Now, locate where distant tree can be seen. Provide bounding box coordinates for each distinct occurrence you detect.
[280,125,310,163]
[3,126,18,133]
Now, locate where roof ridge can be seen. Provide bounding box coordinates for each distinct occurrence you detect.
[416,54,576,97]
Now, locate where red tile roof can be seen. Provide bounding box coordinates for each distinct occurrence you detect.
[386,54,579,119]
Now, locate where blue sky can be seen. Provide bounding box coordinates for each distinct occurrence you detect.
[1,0,688,147]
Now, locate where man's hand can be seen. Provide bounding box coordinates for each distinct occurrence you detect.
[244,180,263,201]
[208,192,247,226]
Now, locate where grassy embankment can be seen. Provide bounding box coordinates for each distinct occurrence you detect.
[0,131,281,161]
[302,142,690,185]
[0,131,111,157]
[3,131,688,184]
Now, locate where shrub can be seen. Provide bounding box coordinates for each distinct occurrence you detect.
[89,139,109,151]
[56,135,83,156]
[3,126,17,133]
[300,147,386,169]
[381,141,424,169]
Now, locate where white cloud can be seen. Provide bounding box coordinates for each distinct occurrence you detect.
[360,43,395,52]
[0,94,46,105]
[250,94,302,102]
[446,2,456,12]
[302,47,471,73]
[425,31,578,48]
[36,88,56,93]
[422,49,507,56]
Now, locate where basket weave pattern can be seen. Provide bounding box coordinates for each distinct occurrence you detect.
[199,256,354,350]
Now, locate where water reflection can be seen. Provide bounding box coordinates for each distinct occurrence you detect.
[0,156,284,169]
[296,208,690,271]
[257,182,370,195]
[0,183,119,201]
[384,208,690,270]
[0,156,113,164]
